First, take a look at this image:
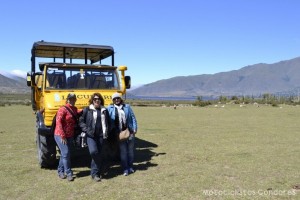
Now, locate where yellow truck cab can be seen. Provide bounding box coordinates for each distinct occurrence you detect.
[27,41,131,168]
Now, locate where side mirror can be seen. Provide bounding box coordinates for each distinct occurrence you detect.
[125,76,131,89]
[26,72,32,86]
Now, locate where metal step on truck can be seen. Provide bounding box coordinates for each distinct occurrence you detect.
[26,41,131,168]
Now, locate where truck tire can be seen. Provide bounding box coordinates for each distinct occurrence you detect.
[36,133,57,168]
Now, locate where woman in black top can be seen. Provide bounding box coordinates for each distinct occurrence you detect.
[79,93,109,182]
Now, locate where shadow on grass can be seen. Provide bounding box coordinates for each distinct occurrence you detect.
[71,147,91,177]
[71,137,165,179]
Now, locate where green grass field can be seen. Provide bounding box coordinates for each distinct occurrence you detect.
[0,104,299,200]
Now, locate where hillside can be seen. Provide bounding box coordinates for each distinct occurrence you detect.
[129,57,300,98]
[0,74,30,94]
[2,56,300,97]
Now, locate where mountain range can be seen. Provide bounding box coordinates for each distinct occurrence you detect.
[0,73,29,94]
[1,56,300,97]
[129,57,300,98]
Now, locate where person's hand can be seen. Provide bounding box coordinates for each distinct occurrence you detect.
[61,138,67,145]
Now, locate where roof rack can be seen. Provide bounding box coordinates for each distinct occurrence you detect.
[31,41,115,72]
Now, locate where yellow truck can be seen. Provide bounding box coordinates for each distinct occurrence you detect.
[26,41,131,168]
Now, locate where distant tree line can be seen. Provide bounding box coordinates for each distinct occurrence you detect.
[193,93,300,107]
[0,94,31,107]
[2,93,300,108]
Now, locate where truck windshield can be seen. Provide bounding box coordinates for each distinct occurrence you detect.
[45,67,120,90]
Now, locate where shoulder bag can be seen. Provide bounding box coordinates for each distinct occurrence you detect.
[119,128,130,141]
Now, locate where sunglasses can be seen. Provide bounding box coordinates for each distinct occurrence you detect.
[113,97,121,100]
[93,98,100,101]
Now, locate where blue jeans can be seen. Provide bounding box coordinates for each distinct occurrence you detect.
[86,136,103,177]
[54,135,74,176]
[119,136,135,171]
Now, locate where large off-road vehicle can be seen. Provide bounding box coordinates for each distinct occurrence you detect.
[27,41,131,168]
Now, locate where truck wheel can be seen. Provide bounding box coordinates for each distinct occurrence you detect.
[36,133,57,168]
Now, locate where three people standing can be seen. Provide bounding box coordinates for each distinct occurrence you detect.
[54,92,138,181]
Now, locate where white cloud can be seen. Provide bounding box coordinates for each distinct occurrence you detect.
[11,70,27,78]
[0,69,27,79]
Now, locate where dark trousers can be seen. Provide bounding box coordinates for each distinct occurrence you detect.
[86,135,103,177]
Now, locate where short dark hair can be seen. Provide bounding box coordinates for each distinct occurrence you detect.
[67,93,76,100]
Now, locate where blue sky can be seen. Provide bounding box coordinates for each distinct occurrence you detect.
[1,0,300,86]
